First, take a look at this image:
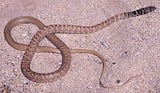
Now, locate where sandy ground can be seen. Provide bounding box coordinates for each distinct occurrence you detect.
[0,0,160,93]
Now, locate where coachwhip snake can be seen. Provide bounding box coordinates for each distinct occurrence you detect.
[4,6,156,88]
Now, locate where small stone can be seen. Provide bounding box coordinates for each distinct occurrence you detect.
[22,33,27,37]
[58,61,62,65]
[112,62,116,64]
[87,85,93,89]
[116,80,121,84]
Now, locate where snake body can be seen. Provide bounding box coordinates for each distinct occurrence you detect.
[4,6,156,85]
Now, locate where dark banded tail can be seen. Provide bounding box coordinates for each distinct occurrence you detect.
[128,6,156,17]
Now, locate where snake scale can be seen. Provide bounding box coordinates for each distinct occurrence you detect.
[4,6,156,88]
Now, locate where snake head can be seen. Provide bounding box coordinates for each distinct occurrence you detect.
[128,6,156,17]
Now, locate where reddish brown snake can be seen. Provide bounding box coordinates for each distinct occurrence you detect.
[4,6,156,88]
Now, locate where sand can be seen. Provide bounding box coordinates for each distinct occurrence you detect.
[0,0,160,93]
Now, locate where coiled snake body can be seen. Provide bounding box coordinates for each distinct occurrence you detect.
[4,6,156,88]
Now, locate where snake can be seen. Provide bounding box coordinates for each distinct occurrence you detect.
[4,6,156,88]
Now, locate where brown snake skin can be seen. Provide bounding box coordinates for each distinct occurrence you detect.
[4,6,156,88]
